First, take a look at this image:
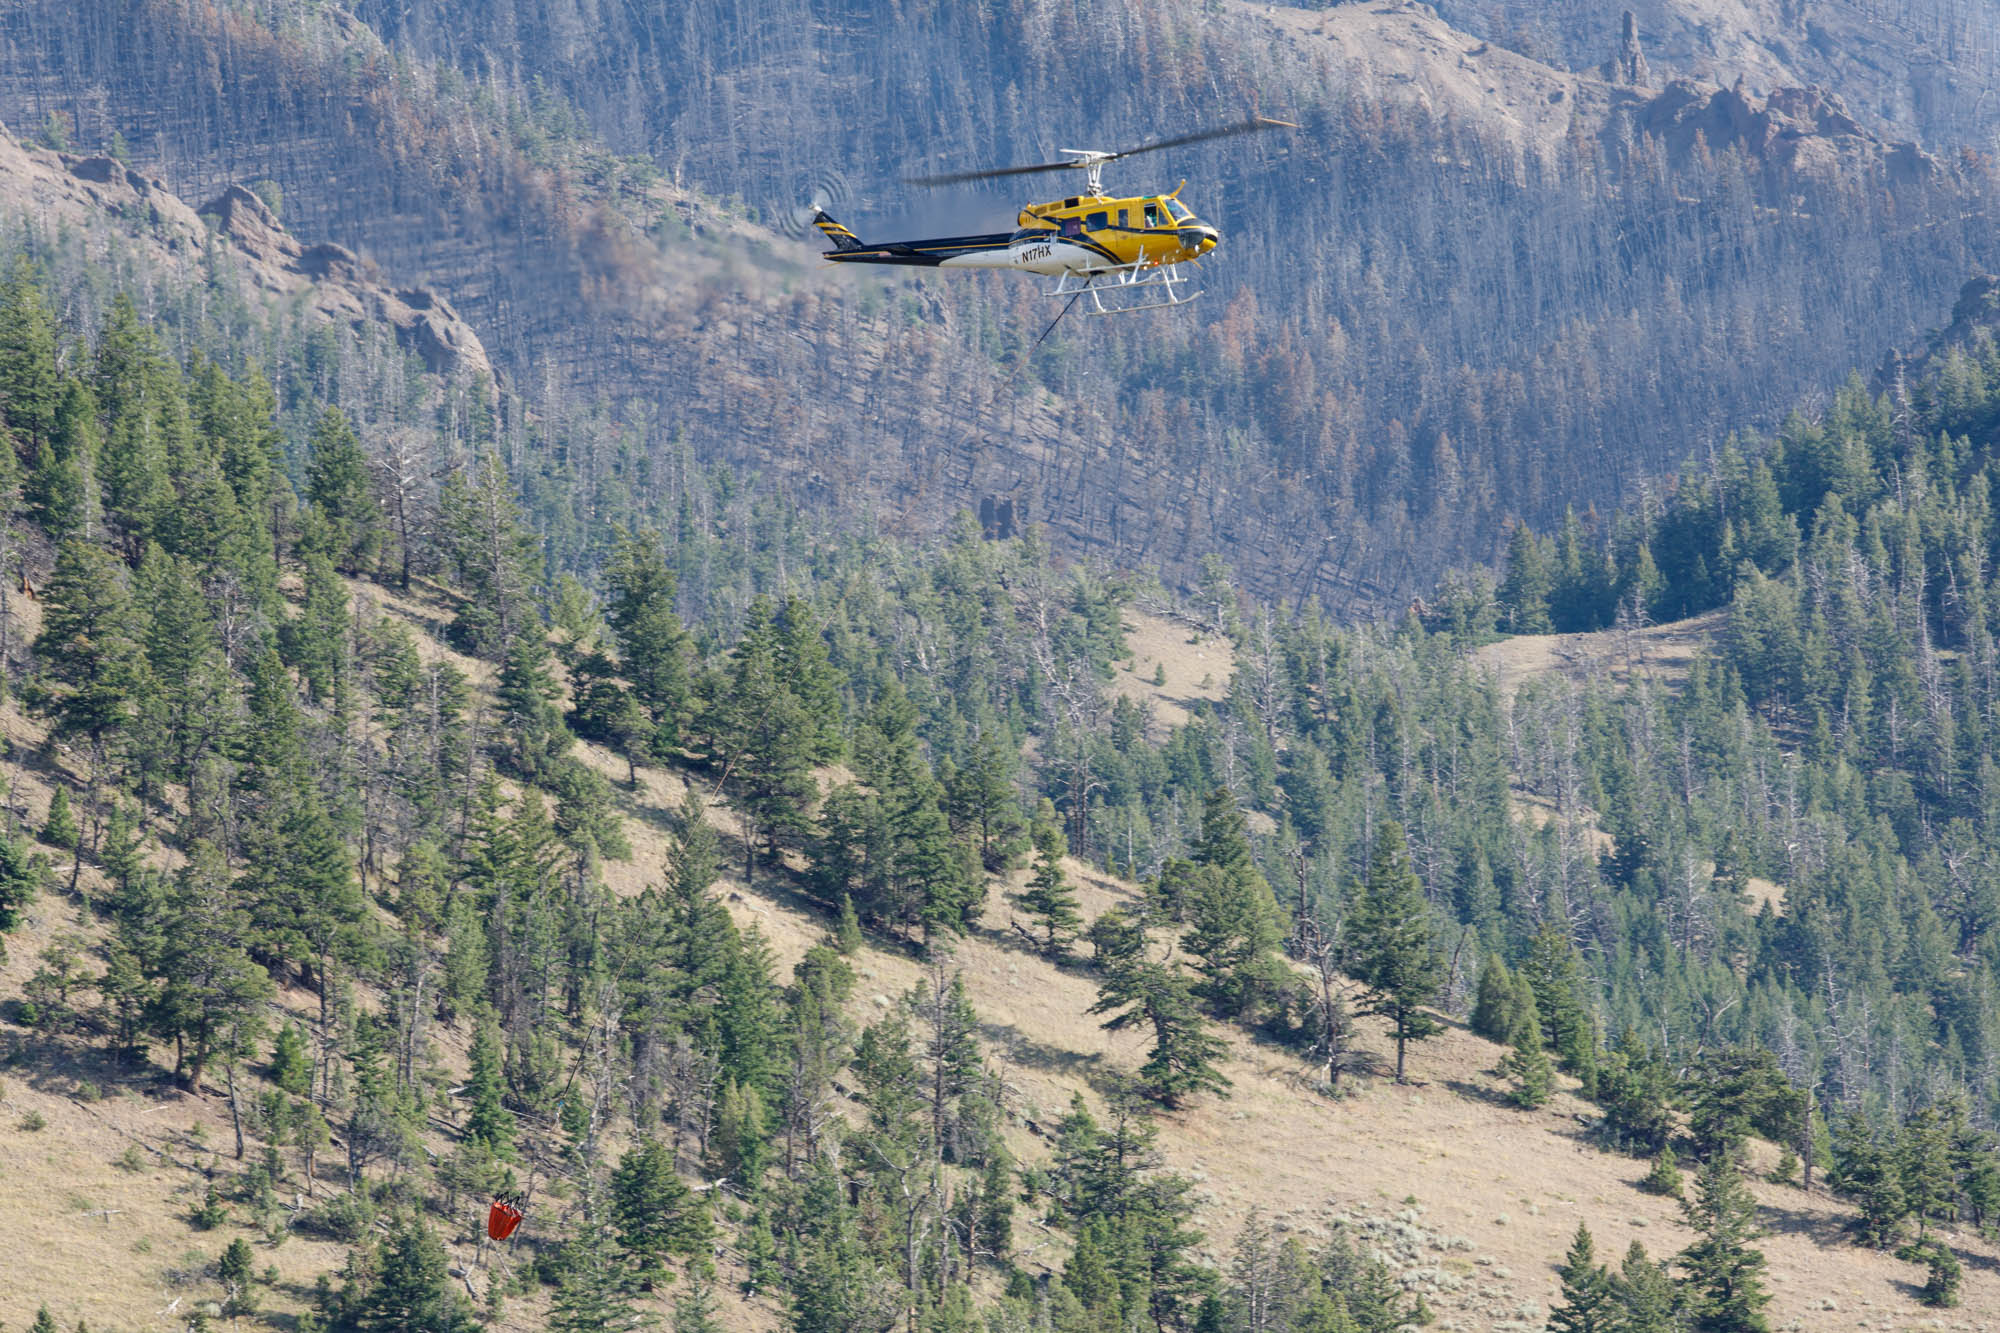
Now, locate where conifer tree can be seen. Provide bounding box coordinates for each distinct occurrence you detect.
[774,596,845,764]
[1611,1242,1678,1333]
[1469,952,1517,1042]
[714,597,819,884]
[464,1019,515,1159]
[1677,1153,1772,1333]
[1019,823,1083,955]
[26,381,100,544]
[1896,1105,1955,1238]
[835,894,864,955]
[611,1135,712,1289]
[1347,822,1443,1082]
[1090,958,1231,1107]
[1548,1224,1617,1333]
[945,730,1027,872]
[1895,1239,1963,1308]
[39,785,79,893]
[0,258,61,451]
[1499,523,1554,633]
[1522,922,1597,1092]
[497,632,571,779]
[357,1216,478,1333]
[270,1021,311,1097]
[602,528,692,758]
[1501,1002,1553,1109]
[32,538,144,755]
[305,406,382,576]
[1180,786,1285,1019]
[0,829,36,938]
[1834,1114,1906,1247]
[92,294,176,558]
[1640,1146,1684,1199]
[439,451,542,658]
[142,845,273,1092]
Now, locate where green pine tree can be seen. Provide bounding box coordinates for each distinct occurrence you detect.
[1469,952,1516,1042]
[32,539,145,753]
[1639,1145,1684,1199]
[1611,1241,1678,1333]
[464,1020,515,1159]
[1347,822,1444,1082]
[1677,1153,1772,1333]
[356,1215,478,1333]
[1019,825,1083,955]
[1548,1224,1617,1333]
[1090,958,1231,1108]
[39,785,79,893]
[304,406,382,576]
[270,1021,311,1097]
[1501,1004,1553,1109]
[603,528,693,757]
[611,1136,712,1289]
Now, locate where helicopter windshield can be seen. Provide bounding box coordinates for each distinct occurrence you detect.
[1165,199,1195,223]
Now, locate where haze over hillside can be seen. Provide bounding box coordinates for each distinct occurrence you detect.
[3,0,1998,606]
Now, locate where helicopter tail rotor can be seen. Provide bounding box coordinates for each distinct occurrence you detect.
[774,170,854,239]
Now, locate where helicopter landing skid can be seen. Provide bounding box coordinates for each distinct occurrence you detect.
[1049,263,1201,315]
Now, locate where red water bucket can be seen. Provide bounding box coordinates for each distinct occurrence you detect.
[486,1200,523,1240]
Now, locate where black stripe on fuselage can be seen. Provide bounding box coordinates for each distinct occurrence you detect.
[822,230,1014,267]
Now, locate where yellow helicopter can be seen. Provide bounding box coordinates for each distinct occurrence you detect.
[813,118,1295,314]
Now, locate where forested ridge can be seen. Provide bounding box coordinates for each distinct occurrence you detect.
[6,0,2000,607]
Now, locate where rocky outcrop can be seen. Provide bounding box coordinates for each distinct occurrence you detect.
[0,127,491,385]
[1625,79,1933,182]
[196,185,489,380]
[1600,11,1651,88]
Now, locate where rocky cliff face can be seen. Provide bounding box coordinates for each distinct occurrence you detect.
[0,126,491,383]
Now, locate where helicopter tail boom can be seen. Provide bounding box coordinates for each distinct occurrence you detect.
[813,210,1016,267]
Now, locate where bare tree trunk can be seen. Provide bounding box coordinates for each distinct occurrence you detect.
[227,1061,245,1160]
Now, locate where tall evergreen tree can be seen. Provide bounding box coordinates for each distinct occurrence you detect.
[611,1136,712,1289]
[1090,958,1231,1108]
[31,538,144,755]
[355,1216,478,1333]
[305,406,383,576]
[1347,822,1443,1082]
[1677,1154,1772,1333]
[602,528,693,758]
[1180,786,1286,1020]
[1548,1224,1617,1333]
[1019,823,1083,955]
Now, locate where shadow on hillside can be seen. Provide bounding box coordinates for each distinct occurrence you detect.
[968,917,1099,978]
[1,1024,168,1100]
[1439,1074,1515,1109]
[977,1020,1113,1090]
[1753,1198,1854,1248]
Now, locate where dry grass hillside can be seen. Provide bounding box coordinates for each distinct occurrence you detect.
[0,588,1989,1333]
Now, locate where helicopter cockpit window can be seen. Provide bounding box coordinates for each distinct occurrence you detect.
[1143,202,1165,228]
[1165,199,1194,223]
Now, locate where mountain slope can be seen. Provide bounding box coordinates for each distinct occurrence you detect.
[2,0,1997,611]
[6,588,1992,1333]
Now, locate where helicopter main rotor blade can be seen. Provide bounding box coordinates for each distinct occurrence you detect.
[1103,116,1298,161]
[904,116,1297,187]
[904,160,1078,187]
